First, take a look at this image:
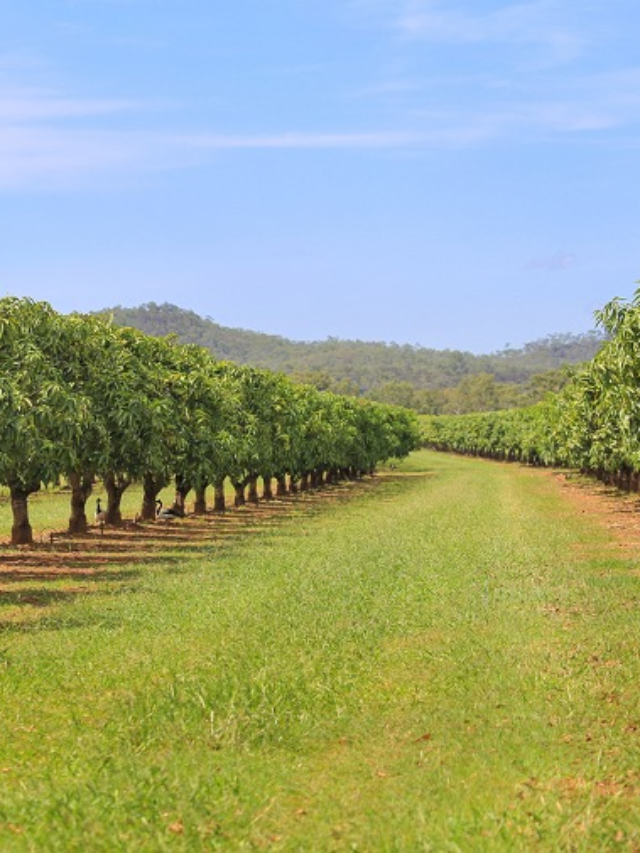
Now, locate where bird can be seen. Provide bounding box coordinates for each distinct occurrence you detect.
[156,499,184,520]
[95,497,108,525]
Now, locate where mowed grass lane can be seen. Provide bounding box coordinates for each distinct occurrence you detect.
[0,451,639,850]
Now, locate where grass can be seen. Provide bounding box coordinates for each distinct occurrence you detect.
[0,452,639,850]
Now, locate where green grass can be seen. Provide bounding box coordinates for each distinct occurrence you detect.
[0,452,639,850]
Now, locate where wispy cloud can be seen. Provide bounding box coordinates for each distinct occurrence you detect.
[359,0,589,62]
[404,1,581,47]
[0,86,150,189]
[2,52,640,192]
[349,0,601,78]
[343,1,640,147]
[0,126,159,190]
[525,252,577,272]
[0,81,494,190]
[0,87,134,122]
[178,128,484,150]
[0,122,487,191]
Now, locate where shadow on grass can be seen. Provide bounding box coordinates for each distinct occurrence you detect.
[0,608,127,635]
[0,568,141,584]
[0,587,88,607]
[0,473,428,630]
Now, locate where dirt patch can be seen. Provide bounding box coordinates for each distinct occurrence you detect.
[533,468,640,552]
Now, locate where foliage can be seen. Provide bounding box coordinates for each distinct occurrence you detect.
[0,300,92,493]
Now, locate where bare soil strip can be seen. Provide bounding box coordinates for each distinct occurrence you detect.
[538,468,640,550]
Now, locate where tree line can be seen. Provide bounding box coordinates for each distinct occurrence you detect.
[363,367,573,415]
[421,290,640,489]
[0,298,421,545]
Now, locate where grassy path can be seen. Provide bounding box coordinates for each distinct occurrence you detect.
[0,451,639,850]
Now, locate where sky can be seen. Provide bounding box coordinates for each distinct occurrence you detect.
[1,1,639,354]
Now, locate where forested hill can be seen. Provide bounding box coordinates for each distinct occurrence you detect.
[96,302,605,414]
[100,302,604,391]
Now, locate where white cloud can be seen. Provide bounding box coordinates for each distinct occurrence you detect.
[0,87,152,189]
[0,81,495,190]
[0,87,134,122]
[353,0,591,66]
[525,252,577,272]
[0,125,158,190]
[177,129,483,150]
[344,2,640,144]
[400,1,571,41]
[2,53,640,192]
[0,122,494,191]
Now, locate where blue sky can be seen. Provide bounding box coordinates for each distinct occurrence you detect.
[1,1,639,353]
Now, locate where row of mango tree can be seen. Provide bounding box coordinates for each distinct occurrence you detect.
[0,297,421,545]
[422,290,640,485]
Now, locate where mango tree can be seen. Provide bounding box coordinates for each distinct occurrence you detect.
[0,299,91,544]
[240,369,301,502]
[96,327,181,525]
[161,348,242,516]
[55,313,117,533]
[212,364,265,507]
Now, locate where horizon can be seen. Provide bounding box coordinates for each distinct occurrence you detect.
[2,3,639,352]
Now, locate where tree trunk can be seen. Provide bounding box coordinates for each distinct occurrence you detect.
[289,476,299,495]
[174,474,192,514]
[299,472,309,492]
[247,474,259,505]
[232,480,246,507]
[193,482,208,515]
[276,475,288,498]
[104,472,131,526]
[68,471,94,534]
[213,478,226,513]
[262,476,274,501]
[141,473,168,521]
[10,482,39,546]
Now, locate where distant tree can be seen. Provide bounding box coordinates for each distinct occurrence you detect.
[289,369,360,397]
[366,381,416,410]
[442,373,500,414]
[521,367,574,404]
[412,388,447,415]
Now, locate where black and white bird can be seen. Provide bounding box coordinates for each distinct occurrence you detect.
[95,497,108,525]
[156,499,184,520]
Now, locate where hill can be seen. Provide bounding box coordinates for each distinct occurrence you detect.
[97,302,605,413]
